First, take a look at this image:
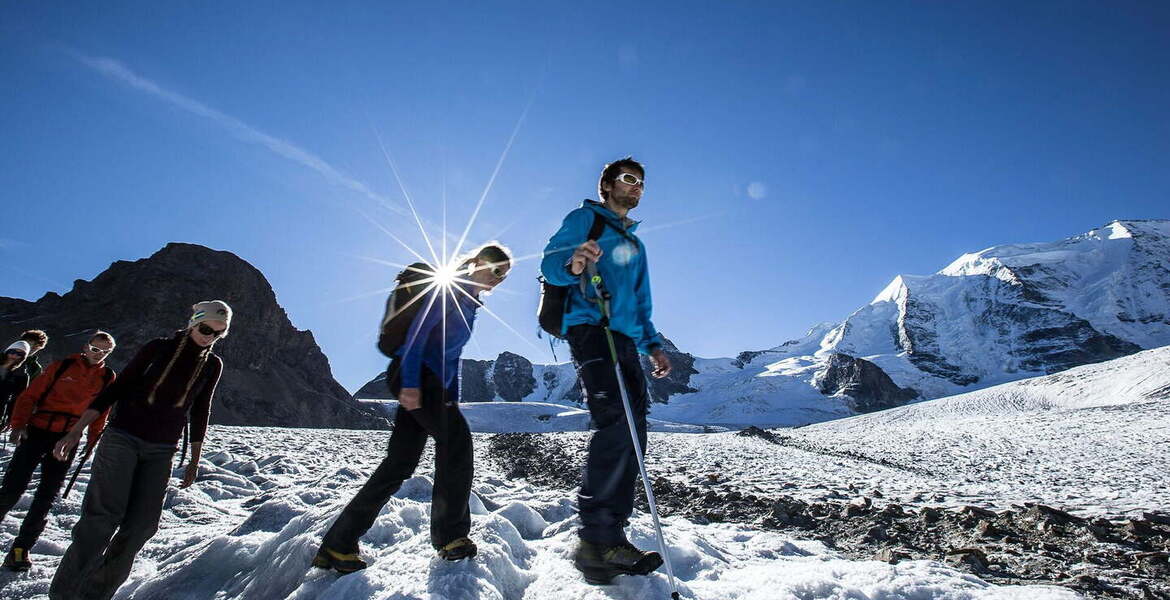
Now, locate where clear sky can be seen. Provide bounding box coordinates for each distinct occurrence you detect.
[2,2,1168,392]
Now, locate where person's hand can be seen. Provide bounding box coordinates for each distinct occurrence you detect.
[54,430,82,461]
[9,427,26,445]
[398,387,422,410]
[569,240,603,276]
[649,348,673,379]
[180,461,199,488]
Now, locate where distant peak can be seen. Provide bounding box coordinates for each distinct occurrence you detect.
[872,275,910,304]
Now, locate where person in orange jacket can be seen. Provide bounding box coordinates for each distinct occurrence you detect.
[0,331,116,571]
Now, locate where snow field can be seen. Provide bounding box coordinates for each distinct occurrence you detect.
[0,426,1082,599]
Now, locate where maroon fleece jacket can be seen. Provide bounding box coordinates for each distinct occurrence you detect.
[88,334,223,446]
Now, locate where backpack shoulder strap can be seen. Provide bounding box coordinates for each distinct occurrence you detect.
[37,358,75,406]
[586,212,606,242]
[585,209,638,245]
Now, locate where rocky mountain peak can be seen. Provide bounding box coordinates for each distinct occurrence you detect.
[0,243,387,429]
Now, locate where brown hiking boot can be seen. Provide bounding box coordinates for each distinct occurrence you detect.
[573,540,663,584]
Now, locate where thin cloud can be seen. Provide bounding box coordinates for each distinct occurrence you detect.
[75,54,406,216]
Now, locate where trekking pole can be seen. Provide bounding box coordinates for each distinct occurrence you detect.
[586,263,681,600]
[62,431,101,499]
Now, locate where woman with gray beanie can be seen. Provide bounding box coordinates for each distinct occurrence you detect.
[0,341,33,430]
[48,301,232,600]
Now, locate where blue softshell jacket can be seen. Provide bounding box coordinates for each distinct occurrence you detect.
[540,200,663,354]
[396,280,480,389]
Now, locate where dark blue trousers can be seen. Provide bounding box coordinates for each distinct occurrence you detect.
[567,325,649,546]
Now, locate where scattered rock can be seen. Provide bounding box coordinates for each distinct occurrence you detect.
[946,547,990,573]
[1143,512,1170,526]
[874,547,912,563]
[977,520,1003,538]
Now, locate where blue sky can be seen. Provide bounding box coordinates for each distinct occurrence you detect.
[2,2,1168,392]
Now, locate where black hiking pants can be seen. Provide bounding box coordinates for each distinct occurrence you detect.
[322,362,473,552]
[49,428,176,600]
[567,324,650,547]
[0,426,76,550]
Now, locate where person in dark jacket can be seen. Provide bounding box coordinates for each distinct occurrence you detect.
[540,157,673,584]
[314,243,511,573]
[0,340,34,429]
[1,331,116,571]
[48,301,231,600]
[18,330,49,382]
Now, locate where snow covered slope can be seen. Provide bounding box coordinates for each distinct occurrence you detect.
[0,427,1078,600]
[781,344,1170,514]
[359,400,717,433]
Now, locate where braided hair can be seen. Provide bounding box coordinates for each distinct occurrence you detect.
[145,330,212,407]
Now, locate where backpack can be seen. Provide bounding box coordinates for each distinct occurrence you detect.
[537,212,608,339]
[32,358,115,431]
[377,262,436,358]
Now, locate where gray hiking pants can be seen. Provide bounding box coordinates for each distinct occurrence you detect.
[49,428,175,600]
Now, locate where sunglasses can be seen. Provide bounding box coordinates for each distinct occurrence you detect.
[614,172,643,187]
[489,265,508,280]
[5,350,26,358]
[196,323,227,338]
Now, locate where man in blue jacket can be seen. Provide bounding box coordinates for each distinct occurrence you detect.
[314,244,512,573]
[540,157,673,584]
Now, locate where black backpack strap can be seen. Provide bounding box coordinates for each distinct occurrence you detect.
[100,367,114,391]
[36,358,75,407]
[579,213,609,298]
[586,212,606,242]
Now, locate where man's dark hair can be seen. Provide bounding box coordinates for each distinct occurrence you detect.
[598,156,645,202]
[20,329,48,350]
[474,242,513,267]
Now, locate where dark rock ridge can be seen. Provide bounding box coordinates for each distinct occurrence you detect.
[814,354,920,413]
[493,351,536,402]
[460,359,494,403]
[354,355,520,404]
[641,334,698,404]
[0,243,387,430]
[356,335,695,406]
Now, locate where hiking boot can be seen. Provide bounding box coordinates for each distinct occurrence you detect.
[573,540,663,585]
[312,547,367,574]
[4,547,31,571]
[436,537,478,561]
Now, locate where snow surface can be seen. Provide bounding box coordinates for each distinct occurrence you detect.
[0,423,1082,599]
[361,400,719,433]
[646,345,1170,518]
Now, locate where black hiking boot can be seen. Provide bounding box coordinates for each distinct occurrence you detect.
[4,547,32,571]
[436,537,478,561]
[312,547,368,574]
[573,540,663,585]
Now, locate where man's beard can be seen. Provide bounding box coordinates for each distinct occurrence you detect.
[614,194,640,210]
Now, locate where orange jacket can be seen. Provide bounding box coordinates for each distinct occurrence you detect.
[10,355,114,441]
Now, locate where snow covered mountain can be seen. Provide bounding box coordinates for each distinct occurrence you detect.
[657,219,1169,426]
[356,220,1169,428]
